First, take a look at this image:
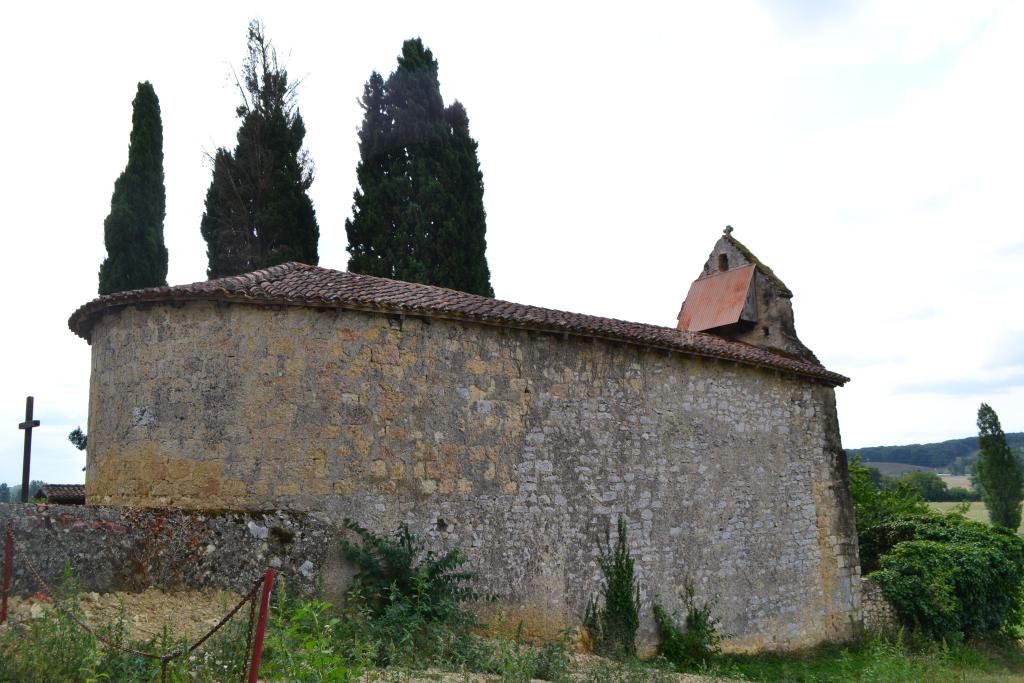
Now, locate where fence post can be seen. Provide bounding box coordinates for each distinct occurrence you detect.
[247,569,275,683]
[1,520,12,625]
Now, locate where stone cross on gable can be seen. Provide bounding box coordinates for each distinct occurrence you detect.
[18,396,40,503]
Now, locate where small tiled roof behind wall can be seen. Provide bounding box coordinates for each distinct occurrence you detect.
[38,484,86,504]
[69,263,848,386]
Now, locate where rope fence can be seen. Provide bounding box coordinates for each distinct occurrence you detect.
[0,519,275,683]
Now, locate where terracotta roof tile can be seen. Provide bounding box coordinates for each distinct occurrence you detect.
[68,263,848,386]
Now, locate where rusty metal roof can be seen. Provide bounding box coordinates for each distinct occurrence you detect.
[677,264,755,332]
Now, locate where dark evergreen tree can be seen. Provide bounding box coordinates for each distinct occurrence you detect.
[200,20,318,278]
[0,482,9,503]
[98,82,167,295]
[442,101,492,296]
[346,39,493,296]
[345,72,402,279]
[977,403,1023,529]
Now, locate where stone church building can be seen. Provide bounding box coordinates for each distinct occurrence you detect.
[69,230,859,650]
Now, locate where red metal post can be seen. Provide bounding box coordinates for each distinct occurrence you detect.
[247,569,275,683]
[1,521,12,625]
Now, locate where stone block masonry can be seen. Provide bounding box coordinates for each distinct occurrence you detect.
[82,299,859,650]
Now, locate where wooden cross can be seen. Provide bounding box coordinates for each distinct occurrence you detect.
[18,396,40,503]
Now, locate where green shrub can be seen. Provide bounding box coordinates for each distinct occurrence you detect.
[340,518,482,623]
[584,515,640,658]
[652,581,722,669]
[848,457,930,570]
[339,518,483,665]
[869,512,1024,640]
[260,596,361,682]
[850,455,1024,641]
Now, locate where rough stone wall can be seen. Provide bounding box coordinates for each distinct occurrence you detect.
[860,577,899,634]
[85,301,859,650]
[0,503,335,597]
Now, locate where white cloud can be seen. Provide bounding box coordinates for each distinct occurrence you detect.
[0,1,1021,484]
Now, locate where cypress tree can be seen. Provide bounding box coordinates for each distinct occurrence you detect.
[442,101,493,297]
[345,72,402,279]
[977,403,1023,529]
[200,149,254,276]
[200,20,318,279]
[98,82,167,295]
[346,39,493,296]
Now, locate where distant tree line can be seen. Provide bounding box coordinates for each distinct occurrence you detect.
[861,467,980,503]
[849,432,1024,470]
[860,449,1024,504]
[98,20,493,299]
[0,481,46,503]
[857,405,1024,518]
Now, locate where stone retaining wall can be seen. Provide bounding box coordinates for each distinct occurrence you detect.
[0,503,340,599]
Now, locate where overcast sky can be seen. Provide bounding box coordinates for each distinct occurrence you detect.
[1,1,1022,486]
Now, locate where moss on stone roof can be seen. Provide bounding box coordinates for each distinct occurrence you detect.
[724,233,793,297]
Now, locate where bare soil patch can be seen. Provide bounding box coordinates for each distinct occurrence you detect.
[1,587,244,643]
[357,656,732,682]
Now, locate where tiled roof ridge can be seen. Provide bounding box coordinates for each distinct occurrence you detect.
[40,483,86,493]
[68,263,848,386]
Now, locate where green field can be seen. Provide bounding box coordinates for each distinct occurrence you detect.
[928,501,1024,533]
[868,461,947,476]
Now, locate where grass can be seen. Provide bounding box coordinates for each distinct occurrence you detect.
[698,635,1024,683]
[928,501,1024,532]
[7,594,1024,682]
[5,555,1024,683]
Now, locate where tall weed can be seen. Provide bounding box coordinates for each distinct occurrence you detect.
[584,516,640,658]
[652,580,722,669]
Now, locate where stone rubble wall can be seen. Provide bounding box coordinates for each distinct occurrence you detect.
[859,577,899,634]
[83,300,860,650]
[0,503,337,598]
